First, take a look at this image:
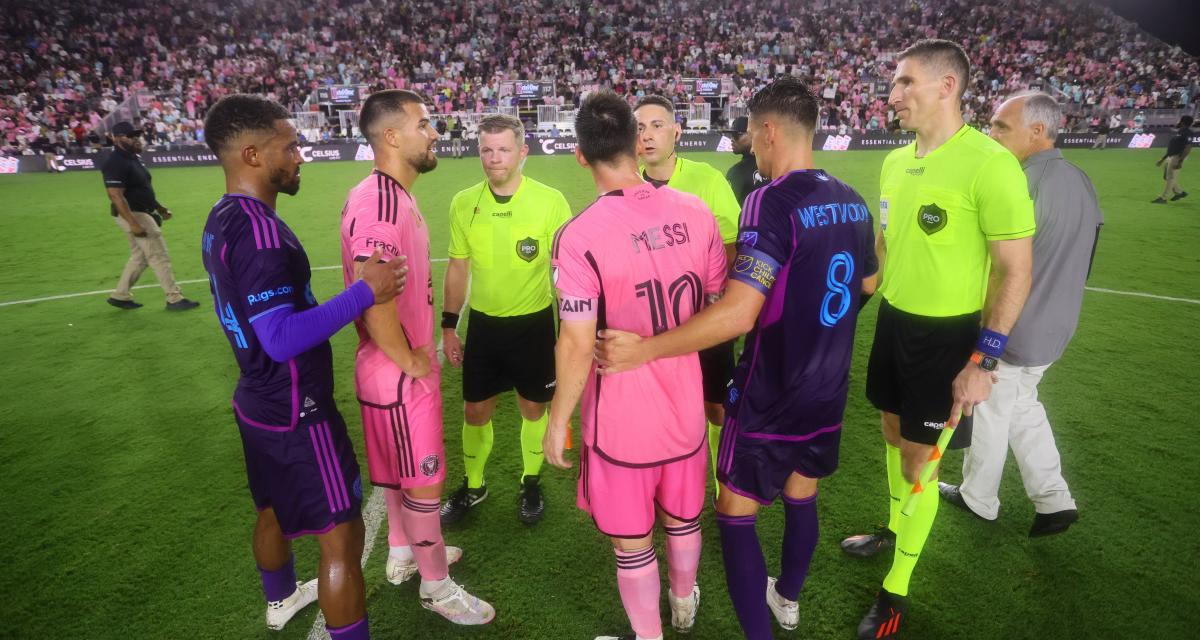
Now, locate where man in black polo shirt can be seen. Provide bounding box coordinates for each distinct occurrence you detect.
[1152,115,1193,204]
[102,121,199,311]
[722,116,768,206]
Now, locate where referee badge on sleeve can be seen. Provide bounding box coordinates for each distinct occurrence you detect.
[917,203,947,235]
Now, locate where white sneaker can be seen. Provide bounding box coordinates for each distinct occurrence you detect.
[669,584,700,633]
[386,546,463,585]
[265,579,318,630]
[765,576,799,630]
[419,577,495,625]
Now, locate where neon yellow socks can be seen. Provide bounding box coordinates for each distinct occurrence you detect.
[520,413,547,478]
[462,420,494,489]
[886,443,904,533]
[882,444,940,597]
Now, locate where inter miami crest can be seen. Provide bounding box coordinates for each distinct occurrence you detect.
[420,454,440,477]
[516,237,539,263]
[918,203,947,235]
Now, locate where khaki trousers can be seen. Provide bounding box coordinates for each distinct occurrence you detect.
[1161,158,1184,199]
[112,211,183,303]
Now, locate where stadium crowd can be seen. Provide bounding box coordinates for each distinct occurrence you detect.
[2,0,1198,154]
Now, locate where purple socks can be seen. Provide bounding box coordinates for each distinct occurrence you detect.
[716,513,773,640]
[776,492,818,601]
[257,554,297,603]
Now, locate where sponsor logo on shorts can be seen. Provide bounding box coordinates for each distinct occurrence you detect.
[420,454,440,477]
[516,237,539,262]
[917,203,947,235]
[923,420,947,429]
[728,387,740,404]
[545,380,557,389]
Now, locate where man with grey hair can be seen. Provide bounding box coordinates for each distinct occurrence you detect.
[440,113,573,526]
[938,90,1102,537]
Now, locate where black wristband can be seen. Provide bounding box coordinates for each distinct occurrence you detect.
[441,311,460,329]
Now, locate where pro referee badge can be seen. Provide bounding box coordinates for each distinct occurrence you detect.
[516,237,539,262]
[917,203,947,235]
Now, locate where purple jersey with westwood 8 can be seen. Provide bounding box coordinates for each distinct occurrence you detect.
[719,170,877,501]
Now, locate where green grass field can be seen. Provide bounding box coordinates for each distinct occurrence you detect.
[0,149,1197,639]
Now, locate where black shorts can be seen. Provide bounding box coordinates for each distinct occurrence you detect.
[865,299,977,449]
[462,306,556,403]
[699,339,737,404]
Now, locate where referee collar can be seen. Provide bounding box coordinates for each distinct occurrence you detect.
[911,124,969,160]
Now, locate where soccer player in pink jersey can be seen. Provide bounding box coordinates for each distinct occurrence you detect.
[339,90,494,625]
[544,91,727,640]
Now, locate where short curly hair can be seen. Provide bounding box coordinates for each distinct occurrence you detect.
[203,94,291,157]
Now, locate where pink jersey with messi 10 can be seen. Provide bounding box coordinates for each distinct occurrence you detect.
[552,182,726,467]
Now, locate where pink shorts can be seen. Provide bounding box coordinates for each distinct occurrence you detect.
[357,372,446,489]
[577,442,708,539]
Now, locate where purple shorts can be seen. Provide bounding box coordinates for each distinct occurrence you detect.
[237,401,363,538]
[716,418,842,505]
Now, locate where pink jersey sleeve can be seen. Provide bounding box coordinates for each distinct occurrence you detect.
[345,190,404,264]
[551,224,599,321]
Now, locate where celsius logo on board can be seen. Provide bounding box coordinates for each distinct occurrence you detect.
[822,135,852,151]
[300,146,342,162]
[62,157,96,168]
[540,139,577,155]
[0,156,18,174]
[355,144,375,161]
[1128,133,1155,149]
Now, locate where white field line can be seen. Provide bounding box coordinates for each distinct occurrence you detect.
[306,487,387,640]
[1,262,1197,308]
[0,259,449,308]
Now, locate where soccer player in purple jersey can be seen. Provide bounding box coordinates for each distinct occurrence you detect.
[596,77,879,638]
[200,95,406,639]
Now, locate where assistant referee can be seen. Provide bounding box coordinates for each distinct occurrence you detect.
[838,40,1035,639]
[440,114,572,526]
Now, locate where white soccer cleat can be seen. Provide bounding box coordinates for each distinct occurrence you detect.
[669,584,700,633]
[265,579,318,630]
[419,577,495,625]
[766,576,799,631]
[386,546,463,585]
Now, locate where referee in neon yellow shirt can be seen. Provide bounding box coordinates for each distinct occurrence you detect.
[838,40,1036,639]
[634,95,742,494]
[440,114,572,526]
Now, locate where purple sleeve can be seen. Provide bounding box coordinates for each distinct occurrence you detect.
[250,280,375,362]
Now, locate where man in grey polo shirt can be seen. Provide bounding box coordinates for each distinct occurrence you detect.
[939,91,1102,537]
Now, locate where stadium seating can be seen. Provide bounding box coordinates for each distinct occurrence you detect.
[2,0,1197,155]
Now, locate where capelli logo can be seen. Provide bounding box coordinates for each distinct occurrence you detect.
[1128,133,1155,149]
[822,135,852,151]
[540,139,577,155]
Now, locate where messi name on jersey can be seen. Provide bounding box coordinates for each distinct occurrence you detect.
[631,222,691,254]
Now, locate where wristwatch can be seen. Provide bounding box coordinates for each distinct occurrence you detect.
[970,351,999,372]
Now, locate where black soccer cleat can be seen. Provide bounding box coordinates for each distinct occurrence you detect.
[1029,509,1079,538]
[1150,197,1168,204]
[166,298,201,311]
[106,297,143,310]
[1171,191,1189,201]
[518,475,545,525]
[440,477,488,525]
[937,482,991,521]
[857,589,908,639]
[840,527,896,558]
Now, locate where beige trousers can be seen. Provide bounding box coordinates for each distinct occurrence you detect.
[1161,159,1184,199]
[112,210,183,303]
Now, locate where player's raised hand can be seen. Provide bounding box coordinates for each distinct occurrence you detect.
[358,251,408,304]
[543,421,573,469]
[595,329,649,375]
